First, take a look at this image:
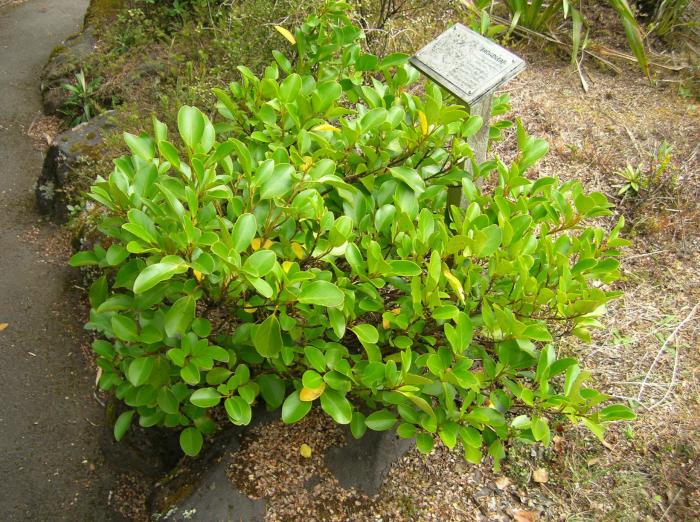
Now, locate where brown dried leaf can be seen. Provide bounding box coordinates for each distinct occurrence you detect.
[495,476,512,490]
[513,509,539,521]
[0,323,8,332]
[532,468,549,483]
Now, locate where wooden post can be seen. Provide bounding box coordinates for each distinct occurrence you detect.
[446,92,492,212]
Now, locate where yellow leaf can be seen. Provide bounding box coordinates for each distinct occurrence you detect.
[418,110,428,136]
[382,318,390,329]
[193,270,203,282]
[300,443,312,458]
[299,383,325,402]
[251,238,273,251]
[244,307,256,313]
[312,123,340,133]
[443,269,465,303]
[282,261,294,273]
[301,156,313,173]
[291,242,305,259]
[391,308,401,315]
[0,323,8,332]
[274,25,296,45]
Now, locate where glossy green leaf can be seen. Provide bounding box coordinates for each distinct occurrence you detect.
[133,260,187,294]
[253,315,282,358]
[320,389,352,424]
[179,427,203,456]
[231,213,257,253]
[164,296,196,337]
[281,390,312,424]
[225,396,252,425]
[351,324,378,345]
[365,409,397,431]
[190,387,221,408]
[114,410,135,441]
[298,281,344,307]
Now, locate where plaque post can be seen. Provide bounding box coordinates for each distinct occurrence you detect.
[409,24,526,211]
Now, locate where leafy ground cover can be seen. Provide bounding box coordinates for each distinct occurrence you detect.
[43,0,700,520]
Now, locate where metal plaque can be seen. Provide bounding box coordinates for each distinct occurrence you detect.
[410,24,526,106]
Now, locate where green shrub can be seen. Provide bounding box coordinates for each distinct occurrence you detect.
[72,1,635,463]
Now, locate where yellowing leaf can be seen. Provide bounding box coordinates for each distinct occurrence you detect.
[312,123,340,133]
[291,242,305,259]
[193,270,203,282]
[274,25,296,45]
[383,308,401,329]
[282,261,294,273]
[251,238,273,251]
[0,323,8,332]
[300,443,312,458]
[418,110,428,136]
[244,307,256,313]
[299,383,325,402]
[443,269,465,303]
[301,156,313,173]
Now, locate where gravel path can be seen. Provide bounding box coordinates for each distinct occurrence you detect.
[0,1,119,519]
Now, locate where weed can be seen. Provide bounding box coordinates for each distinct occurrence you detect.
[60,69,103,126]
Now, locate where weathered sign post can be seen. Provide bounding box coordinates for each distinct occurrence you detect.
[410,24,526,209]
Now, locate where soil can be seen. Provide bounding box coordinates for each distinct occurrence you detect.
[0,0,121,520]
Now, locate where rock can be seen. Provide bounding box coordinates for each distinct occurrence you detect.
[149,428,266,522]
[41,28,97,115]
[36,111,114,222]
[100,397,182,478]
[154,461,266,522]
[83,0,127,27]
[149,407,278,521]
[325,428,414,496]
[40,0,128,115]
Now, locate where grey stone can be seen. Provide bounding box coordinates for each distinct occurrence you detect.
[149,408,279,522]
[154,457,266,522]
[325,428,414,496]
[36,110,114,222]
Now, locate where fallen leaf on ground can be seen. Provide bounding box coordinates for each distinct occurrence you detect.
[0,323,8,331]
[513,509,539,521]
[495,476,512,490]
[533,468,549,483]
[299,443,312,458]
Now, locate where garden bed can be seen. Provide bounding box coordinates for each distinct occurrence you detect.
[40,0,700,520]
